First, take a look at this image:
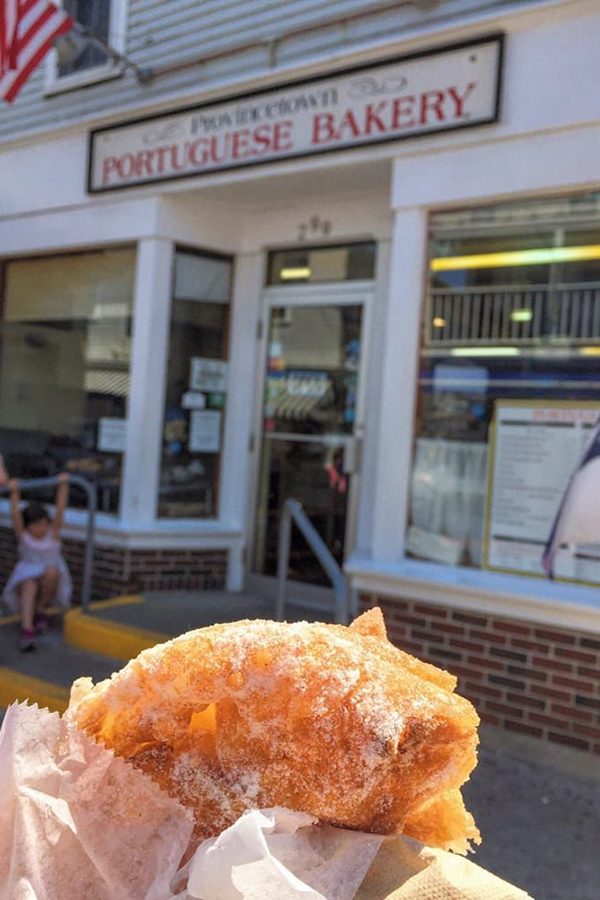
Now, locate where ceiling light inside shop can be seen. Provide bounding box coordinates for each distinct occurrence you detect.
[451,346,521,357]
[280,267,311,280]
[432,317,447,327]
[579,346,600,356]
[510,309,533,322]
[430,244,600,271]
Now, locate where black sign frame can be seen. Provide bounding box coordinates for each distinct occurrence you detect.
[87,32,504,194]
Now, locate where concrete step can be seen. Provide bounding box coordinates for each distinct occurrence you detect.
[245,573,337,612]
[64,585,336,662]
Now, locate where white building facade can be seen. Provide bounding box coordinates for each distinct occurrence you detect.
[1,0,600,750]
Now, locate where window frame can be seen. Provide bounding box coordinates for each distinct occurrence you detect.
[157,244,235,522]
[0,243,136,520]
[406,191,600,589]
[43,0,128,96]
[266,241,377,286]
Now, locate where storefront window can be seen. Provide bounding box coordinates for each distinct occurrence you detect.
[0,247,136,514]
[267,242,375,285]
[158,249,232,519]
[409,191,600,586]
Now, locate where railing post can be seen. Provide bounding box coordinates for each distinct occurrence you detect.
[276,497,349,624]
[276,502,292,621]
[77,477,97,614]
[333,580,347,625]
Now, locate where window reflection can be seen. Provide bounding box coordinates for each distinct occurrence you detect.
[267,243,375,285]
[410,192,600,585]
[158,249,232,519]
[0,248,135,513]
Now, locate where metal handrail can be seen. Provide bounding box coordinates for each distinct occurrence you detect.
[276,498,348,624]
[0,475,97,613]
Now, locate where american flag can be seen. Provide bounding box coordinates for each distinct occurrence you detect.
[0,0,73,103]
[542,415,600,577]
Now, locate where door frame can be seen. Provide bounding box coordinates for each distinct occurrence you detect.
[246,279,375,581]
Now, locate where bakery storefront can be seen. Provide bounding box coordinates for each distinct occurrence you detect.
[1,4,600,751]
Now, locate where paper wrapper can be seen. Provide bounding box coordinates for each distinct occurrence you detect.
[0,703,531,900]
[0,703,194,899]
[175,810,530,900]
[177,808,384,900]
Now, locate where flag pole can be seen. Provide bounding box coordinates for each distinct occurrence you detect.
[70,23,154,84]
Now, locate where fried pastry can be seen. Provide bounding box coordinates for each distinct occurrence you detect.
[66,608,480,853]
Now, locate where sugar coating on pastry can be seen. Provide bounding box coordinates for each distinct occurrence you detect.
[66,608,480,853]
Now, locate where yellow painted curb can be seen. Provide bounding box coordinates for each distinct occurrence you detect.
[87,594,145,611]
[64,604,168,662]
[0,667,69,713]
[1,596,142,630]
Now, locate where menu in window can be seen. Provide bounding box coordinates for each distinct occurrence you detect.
[484,400,600,585]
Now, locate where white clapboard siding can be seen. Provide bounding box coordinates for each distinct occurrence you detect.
[1,0,532,141]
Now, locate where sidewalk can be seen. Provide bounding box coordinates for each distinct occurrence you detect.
[465,726,600,900]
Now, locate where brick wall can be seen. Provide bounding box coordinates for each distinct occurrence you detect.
[360,592,600,755]
[0,526,228,601]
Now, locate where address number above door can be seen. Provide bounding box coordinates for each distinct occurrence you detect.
[88,34,503,193]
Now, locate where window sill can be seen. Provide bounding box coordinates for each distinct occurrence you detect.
[345,554,600,634]
[0,502,242,548]
[64,516,244,549]
[44,62,124,97]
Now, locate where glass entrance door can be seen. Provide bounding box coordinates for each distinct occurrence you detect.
[253,299,366,583]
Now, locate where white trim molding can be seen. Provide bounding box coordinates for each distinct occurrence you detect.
[346,556,600,635]
[391,125,600,213]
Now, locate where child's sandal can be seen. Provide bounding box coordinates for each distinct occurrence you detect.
[19,629,36,652]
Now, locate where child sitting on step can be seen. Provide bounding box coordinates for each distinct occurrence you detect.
[1,466,73,652]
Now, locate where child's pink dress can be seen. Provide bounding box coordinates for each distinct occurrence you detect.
[2,532,72,612]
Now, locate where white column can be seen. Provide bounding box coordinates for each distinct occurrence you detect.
[371,204,428,562]
[226,542,245,592]
[354,236,391,556]
[219,252,263,588]
[121,237,174,526]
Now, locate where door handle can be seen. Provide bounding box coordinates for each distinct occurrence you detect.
[342,435,362,475]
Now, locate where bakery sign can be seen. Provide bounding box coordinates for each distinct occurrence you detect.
[88,34,503,193]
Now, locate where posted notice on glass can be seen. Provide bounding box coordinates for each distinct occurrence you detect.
[484,400,600,585]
